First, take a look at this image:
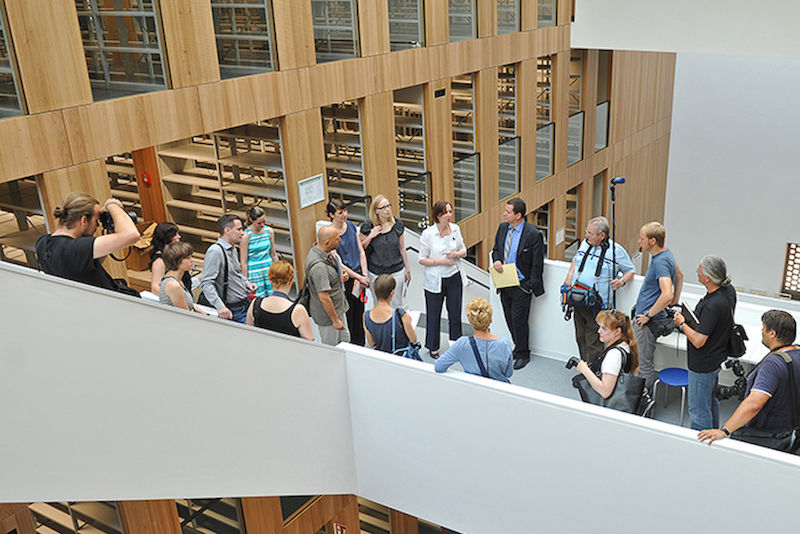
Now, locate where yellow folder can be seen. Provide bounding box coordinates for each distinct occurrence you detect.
[491,263,520,288]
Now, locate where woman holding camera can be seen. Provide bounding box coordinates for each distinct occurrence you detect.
[159,242,207,314]
[575,309,639,398]
[435,298,513,382]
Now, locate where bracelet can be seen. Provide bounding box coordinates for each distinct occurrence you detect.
[721,426,730,437]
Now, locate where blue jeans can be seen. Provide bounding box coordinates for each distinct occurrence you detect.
[229,301,249,324]
[688,369,720,430]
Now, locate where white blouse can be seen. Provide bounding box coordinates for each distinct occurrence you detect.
[419,222,466,293]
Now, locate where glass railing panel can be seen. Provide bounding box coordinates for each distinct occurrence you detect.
[536,123,554,181]
[312,0,359,63]
[498,136,519,200]
[453,152,480,222]
[567,111,584,166]
[497,0,519,34]
[29,501,123,534]
[537,0,556,28]
[399,171,431,231]
[449,0,476,42]
[388,0,424,50]
[74,0,168,101]
[176,498,245,534]
[212,0,277,78]
[0,10,22,118]
[595,100,609,152]
[0,176,48,269]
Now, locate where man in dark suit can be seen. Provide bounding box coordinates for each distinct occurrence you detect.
[491,198,545,370]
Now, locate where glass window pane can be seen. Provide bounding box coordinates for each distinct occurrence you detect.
[595,101,609,152]
[29,501,123,534]
[0,177,47,269]
[449,0,476,42]
[176,498,246,534]
[323,101,369,225]
[567,111,584,165]
[212,0,277,78]
[537,0,556,28]
[0,10,23,118]
[388,0,424,50]
[536,123,554,181]
[537,56,552,127]
[394,86,429,230]
[498,64,518,200]
[74,0,168,100]
[312,0,359,63]
[497,0,519,34]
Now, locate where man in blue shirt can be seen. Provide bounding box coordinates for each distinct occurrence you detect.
[633,221,683,389]
[564,216,635,363]
[491,198,545,370]
[699,310,800,450]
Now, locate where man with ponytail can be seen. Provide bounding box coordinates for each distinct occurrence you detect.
[35,192,139,292]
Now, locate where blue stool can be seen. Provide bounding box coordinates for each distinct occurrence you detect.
[652,368,689,426]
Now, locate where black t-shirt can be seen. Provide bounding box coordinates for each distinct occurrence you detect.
[360,219,405,274]
[687,284,736,373]
[35,234,117,291]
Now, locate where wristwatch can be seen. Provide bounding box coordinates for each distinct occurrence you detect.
[721,426,731,437]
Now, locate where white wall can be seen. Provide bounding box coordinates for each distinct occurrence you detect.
[571,0,800,58]
[663,53,800,294]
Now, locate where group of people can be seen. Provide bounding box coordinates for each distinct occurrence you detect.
[35,191,800,453]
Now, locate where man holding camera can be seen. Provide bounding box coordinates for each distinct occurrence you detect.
[563,216,635,363]
[698,310,800,449]
[35,192,140,292]
[633,222,684,390]
[201,214,257,323]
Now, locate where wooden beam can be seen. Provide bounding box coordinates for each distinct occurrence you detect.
[132,147,167,223]
[3,0,92,113]
[159,0,221,88]
[389,508,419,534]
[477,0,497,38]
[361,92,399,211]
[474,67,499,213]
[272,0,316,68]
[424,0,449,46]
[357,1,390,56]
[118,500,182,534]
[240,497,283,534]
[423,79,454,206]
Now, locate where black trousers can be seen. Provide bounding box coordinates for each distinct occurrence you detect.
[424,272,463,351]
[572,305,604,363]
[499,286,533,360]
[344,277,365,346]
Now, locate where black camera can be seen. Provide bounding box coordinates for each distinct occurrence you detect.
[99,210,137,232]
[565,356,580,369]
[714,359,748,401]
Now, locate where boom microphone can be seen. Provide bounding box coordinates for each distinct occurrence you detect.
[610,176,626,186]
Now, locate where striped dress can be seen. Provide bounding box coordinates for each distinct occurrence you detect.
[245,227,274,297]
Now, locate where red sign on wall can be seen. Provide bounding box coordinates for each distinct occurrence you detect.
[332,523,347,534]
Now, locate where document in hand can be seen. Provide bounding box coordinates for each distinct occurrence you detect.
[680,302,700,330]
[491,263,520,289]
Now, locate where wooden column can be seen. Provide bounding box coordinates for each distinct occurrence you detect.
[423,0,449,46]
[38,160,129,280]
[361,92,399,209]
[583,50,599,163]
[118,500,182,534]
[272,0,316,68]
[0,504,35,534]
[3,0,92,113]
[357,1,390,56]
[474,67,499,214]
[389,508,419,534]
[327,495,360,534]
[281,109,328,281]
[240,497,283,534]
[132,147,167,223]
[521,0,537,30]
[423,79,453,206]
[551,50,570,175]
[284,495,355,534]
[477,0,497,38]
[516,58,537,193]
[159,0,220,88]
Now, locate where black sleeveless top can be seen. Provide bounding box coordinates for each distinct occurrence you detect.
[253,296,301,338]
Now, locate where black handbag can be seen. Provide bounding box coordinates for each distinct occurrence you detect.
[391,309,422,361]
[572,345,646,414]
[732,350,800,453]
[728,323,748,358]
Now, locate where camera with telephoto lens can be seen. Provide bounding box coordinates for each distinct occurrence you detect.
[99,209,137,232]
[714,359,748,401]
[565,356,580,369]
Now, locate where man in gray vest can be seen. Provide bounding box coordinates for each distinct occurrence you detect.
[306,225,350,346]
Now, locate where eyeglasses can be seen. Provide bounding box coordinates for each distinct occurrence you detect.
[377,204,392,210]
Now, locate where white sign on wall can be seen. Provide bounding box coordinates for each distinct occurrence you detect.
[298,173,325,209]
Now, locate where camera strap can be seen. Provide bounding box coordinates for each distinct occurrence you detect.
[749,349,799,432]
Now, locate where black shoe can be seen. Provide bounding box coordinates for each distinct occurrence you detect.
[513,357,530,370]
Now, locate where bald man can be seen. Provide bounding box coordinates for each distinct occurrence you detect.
[305,225,350,345]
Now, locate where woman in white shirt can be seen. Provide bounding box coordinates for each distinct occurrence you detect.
[418,201,467,359]
[575,309,640,398]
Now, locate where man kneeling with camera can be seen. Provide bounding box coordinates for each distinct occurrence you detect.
[35,191,140,294]
[698,310,800,453]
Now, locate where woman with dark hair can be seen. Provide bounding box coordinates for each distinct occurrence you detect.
[240,206,278,298]
[418,201,466,358]
[159,242,207,314]
[327,198,370,345]
[247,260,313,340]
[364,274,417,354]
[575,309,640,399]
[359,194,410,308]
[149,222,191,295]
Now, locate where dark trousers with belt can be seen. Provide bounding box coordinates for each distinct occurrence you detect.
[499,286,532,360]
[424,272,463,352]
[344,277,365,346]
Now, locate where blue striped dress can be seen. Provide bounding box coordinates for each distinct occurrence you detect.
[245,227,274,297]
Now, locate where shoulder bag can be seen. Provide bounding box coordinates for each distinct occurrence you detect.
[562,241,607,320]
[468,337,510,383]
[198,244,228,307]
[572,345,647,415]
[732,350,800,453]
[391,309,422,361]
